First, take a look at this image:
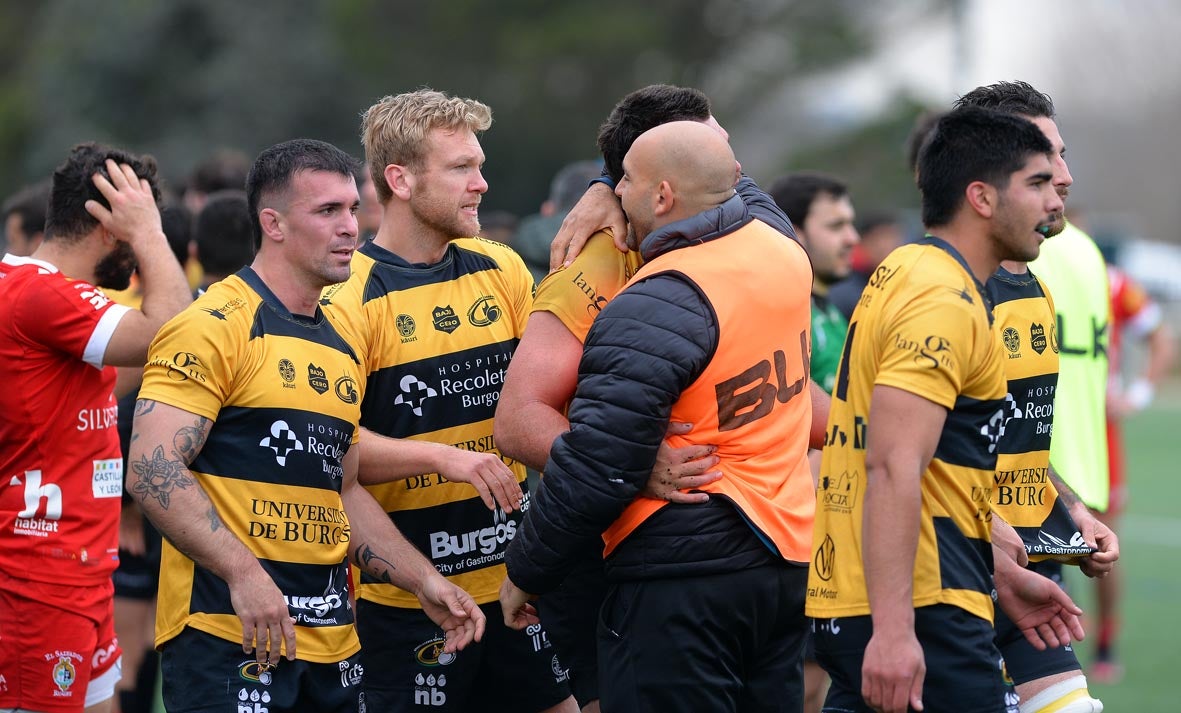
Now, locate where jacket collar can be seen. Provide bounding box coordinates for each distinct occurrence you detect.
[639,193,752,263]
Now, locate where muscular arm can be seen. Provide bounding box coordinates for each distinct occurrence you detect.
[88,161,191,367]
[494,311,581,471]
[129,399,295,664]
[1049,466,1119,577]
[356,428,521,513]
[341,445,485,651]
[861,385,945,713]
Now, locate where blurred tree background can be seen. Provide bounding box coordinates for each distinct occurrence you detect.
[0,0,945,218]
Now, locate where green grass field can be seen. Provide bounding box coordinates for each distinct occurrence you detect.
[1063,379,1181,710]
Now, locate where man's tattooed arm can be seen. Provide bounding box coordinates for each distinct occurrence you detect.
[128,408,211,512]
[351,542,397,584]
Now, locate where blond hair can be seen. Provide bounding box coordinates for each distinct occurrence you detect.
[360,89,492,203]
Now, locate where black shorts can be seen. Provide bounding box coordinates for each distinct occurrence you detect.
[536,554,608,708]
[994,560,1079,685]
[355,600,571,712]
[112,516,161,600]
[160,627,364,713]
[598,563,808,713]
[813,604,1018,713]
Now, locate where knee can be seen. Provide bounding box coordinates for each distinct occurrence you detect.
[1020,675,1103,713]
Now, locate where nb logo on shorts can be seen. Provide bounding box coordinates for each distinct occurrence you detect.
[413,673,447,707]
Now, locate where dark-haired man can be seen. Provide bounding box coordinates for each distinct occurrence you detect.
[503,119,817,712]
[129,138,483,713]
[0,144,191,713]
[2,179,51,256]
[495,84,819,712]
[956,80,1116,713]
[194,189,254,292]
[805,107,1084,713]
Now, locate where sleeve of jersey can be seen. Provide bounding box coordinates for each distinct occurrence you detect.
[1119,278,1163,337]
[737,174,798,240]
[138,309,237,421]
[505,275,716,594]
[873,282,979,410]
[502,246,535,337]
[15,277,131,369]
[531,232,622,342]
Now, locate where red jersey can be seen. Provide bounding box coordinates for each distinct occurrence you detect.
[0,254,131,585]
[1107,266,1161,383]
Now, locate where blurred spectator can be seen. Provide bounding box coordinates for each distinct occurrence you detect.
[182,148,250,215]
[1093,262,1176,683]
[194,189,253,292]
[514,160,602,283]
[827,210,906,319]
[479,208,519,246]
[2,179,51,256]
[357,164,383,241]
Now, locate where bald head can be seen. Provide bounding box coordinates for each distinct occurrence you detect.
[632,120,737,205]
[617,121,738,247]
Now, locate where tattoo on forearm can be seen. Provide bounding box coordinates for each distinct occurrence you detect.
[173,418,210,462]
[354,543,396,584]
[1048,467,1081,508]
[134,399,156,417]
[206,504,223,533]
[130,445,194,509]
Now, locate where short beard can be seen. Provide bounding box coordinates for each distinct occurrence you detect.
[94,240,138,290]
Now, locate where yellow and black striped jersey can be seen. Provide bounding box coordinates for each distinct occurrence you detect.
[140,268,363,663]
[806,238,1008,624]
[987,267,1091,561]
[532,230,642,341]
[322,237,533,607]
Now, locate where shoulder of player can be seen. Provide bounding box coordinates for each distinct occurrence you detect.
[171,275,259,332]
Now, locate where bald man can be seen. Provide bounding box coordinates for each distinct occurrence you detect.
[501,121,817,711]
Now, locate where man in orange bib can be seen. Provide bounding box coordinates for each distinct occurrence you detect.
[501,120,816,712]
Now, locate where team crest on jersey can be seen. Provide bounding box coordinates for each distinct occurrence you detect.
[1002,327,1021,355]
[466,295,502,327]
[278,359,296,388]
[432,305,461,334]
[1030,323,1047,354]
[335,376,359,404]
[396,314,417,343]
[308,363,330,394]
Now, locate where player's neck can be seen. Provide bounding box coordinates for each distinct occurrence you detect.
[31,239,98,284]
[1000,260,1029,275]
[927,226,998,285]
[372,214,452,266]
[250,260,321,317]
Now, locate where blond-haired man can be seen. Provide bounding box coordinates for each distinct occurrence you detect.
[322,89,576,713]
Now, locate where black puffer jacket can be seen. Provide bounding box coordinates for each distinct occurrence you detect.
[505,193,796,595]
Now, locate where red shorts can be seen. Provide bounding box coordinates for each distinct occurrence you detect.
[0,571,121,713]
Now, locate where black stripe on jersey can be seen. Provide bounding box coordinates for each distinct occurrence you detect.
[932,394,1006,470]
[358,489,524,585]
[995,372,1056,455]
[933,516,994,596]
[191,558,354,628]
[358,240,503,303]
[360,340,517,437]
[986,267,1045,306]
[195,406,354,491]
[236,267,359,363]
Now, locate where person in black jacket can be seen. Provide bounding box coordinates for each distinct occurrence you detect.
[501,121,819,712]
